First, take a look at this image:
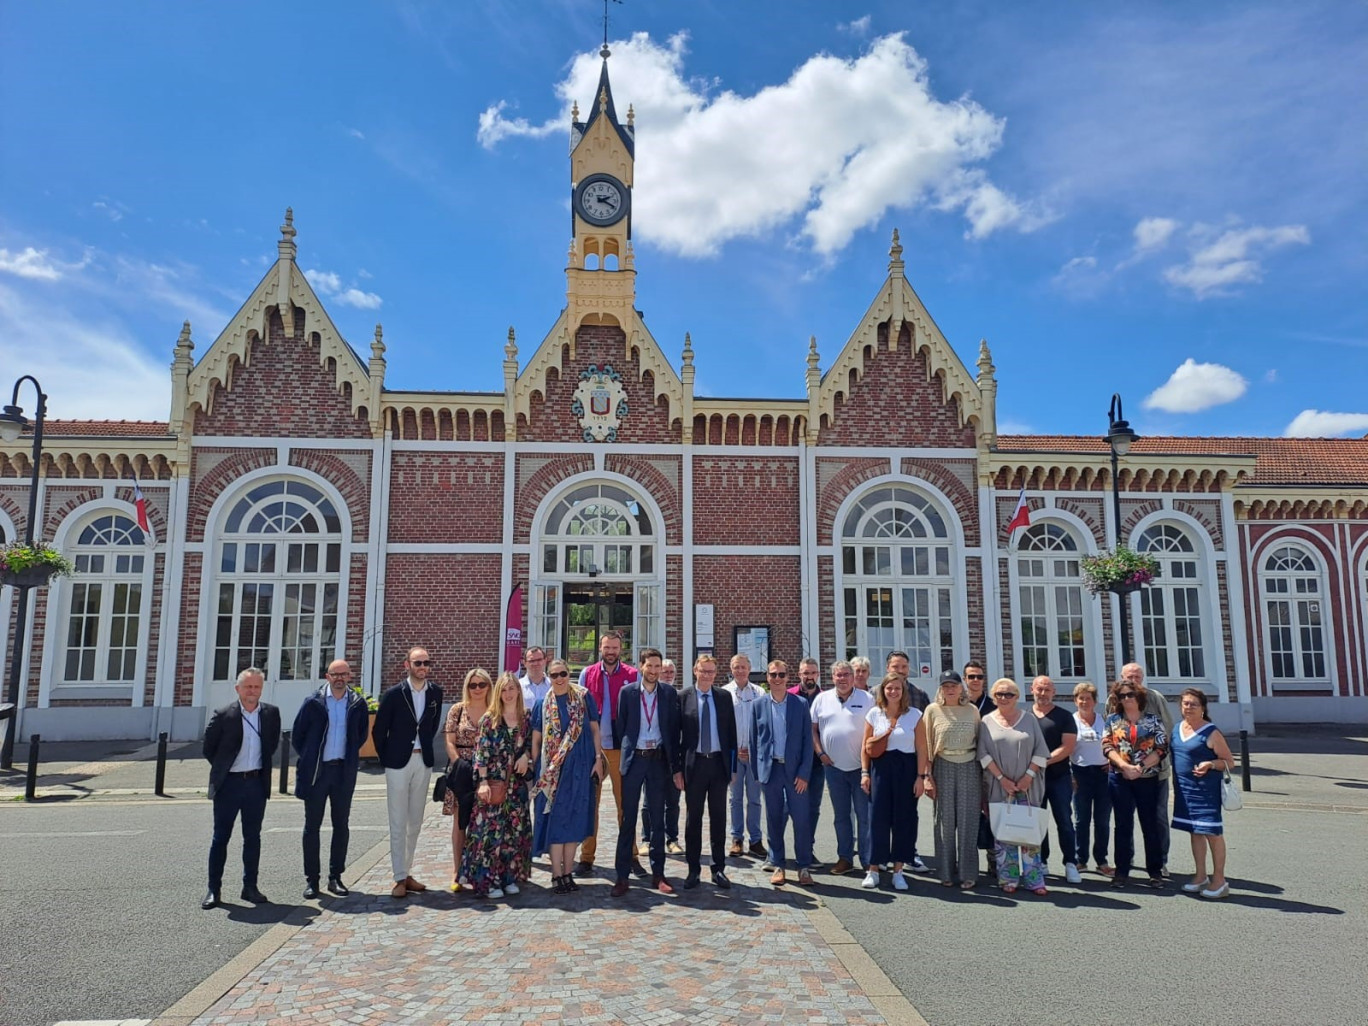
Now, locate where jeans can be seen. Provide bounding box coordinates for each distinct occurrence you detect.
[302,760,355,883]
[806,756,826,852]
[825,766,871,867]
[1039,771,1078,867]
[1110,772,1162,878]
[761,760,813,869]
[208,773,267,891]
[1072,764,1112,866]
[729,758,762,843]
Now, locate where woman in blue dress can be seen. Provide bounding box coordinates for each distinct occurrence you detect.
[530,657,606,895]
[1171,688,1235,899]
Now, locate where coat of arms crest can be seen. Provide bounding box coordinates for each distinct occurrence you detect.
[570,364,630,442]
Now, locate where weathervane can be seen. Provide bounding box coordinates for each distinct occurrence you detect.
[602,0,621,57]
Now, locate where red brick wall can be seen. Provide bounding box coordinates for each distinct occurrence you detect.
[818,322,976,448]
[692,456,800,546]
[193,311,372,438]
[692,555,803,669]
[387,453,504,544]
[175,553,203,706]
[520,324,678,444]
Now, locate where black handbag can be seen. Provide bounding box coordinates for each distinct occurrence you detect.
[431,772,448,803]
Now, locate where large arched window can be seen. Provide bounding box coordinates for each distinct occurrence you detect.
[1135,523,1208,681]
[211,480,343,684]
[532,480,661,669]
[1016,522,1088,681]
[839,484,958,680]
[61,513,149,686]
[1260,545,1329,685]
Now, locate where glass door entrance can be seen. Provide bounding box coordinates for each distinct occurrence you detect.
[563,585,635,674]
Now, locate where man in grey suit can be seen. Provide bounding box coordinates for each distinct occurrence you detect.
[202,667,281,909]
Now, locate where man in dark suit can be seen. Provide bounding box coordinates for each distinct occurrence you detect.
[292,658,370,899]
[677,653,737,890]
[371,646,444,899]
[750,659,815,886]
[611,647,681,897]
[202,667,281,909]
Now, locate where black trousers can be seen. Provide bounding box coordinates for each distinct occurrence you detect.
[641,769,681,842]
[302,760,355,883]
[684,752,730,873]
[208,772,268,891]
[617,752,668,880]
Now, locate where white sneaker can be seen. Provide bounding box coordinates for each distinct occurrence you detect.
[861,870,880,889]
[892,871,909,891]
[458,876,470,888]
[911,857,928,873]
[487,887,504,899]
[504,881,520,896]
[1065,864,1082,884]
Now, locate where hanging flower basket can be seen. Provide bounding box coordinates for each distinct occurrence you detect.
[0,542,75,589]
[1081,546,1160,596]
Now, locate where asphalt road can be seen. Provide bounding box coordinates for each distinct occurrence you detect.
[0,785,392,1026]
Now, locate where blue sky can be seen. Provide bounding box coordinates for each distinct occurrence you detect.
[1,1,1364,438]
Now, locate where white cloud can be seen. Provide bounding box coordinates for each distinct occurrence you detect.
[479,32,1046,256]
[336,288,382,310]
[840,16,872,36]
[1162,222,1310,298]
[0,246,69,281]
[304,268,343,294]
[93,199,129,223]
[1133,217,1178,253]
[1051,254,1108,297]
[0,283,169,421]
[1264,368,1278,384]
[1143,358,1249,413]
[1284,410,1368,438]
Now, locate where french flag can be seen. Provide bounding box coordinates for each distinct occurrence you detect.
[1007,486,1031,538]
[132,473,151,538]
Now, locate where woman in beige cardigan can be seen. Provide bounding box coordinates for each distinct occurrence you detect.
[921,670,982,889]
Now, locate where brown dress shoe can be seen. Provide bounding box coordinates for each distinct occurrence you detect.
[404,876,427,892]
[654,876,675,895]
[798,869,815,886]
[611,879,630,897]
[391,881,407,899]
[830,858,853,876]
[729,839,744,857]
[771,868,787,886]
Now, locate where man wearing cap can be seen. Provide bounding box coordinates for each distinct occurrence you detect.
[810,660,873,876]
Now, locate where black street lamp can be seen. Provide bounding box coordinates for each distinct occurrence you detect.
[0,375,48,769]
[1105,393,1140,671]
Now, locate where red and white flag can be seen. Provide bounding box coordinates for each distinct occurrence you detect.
[132,474,151,537]
[1007,486,1031,538]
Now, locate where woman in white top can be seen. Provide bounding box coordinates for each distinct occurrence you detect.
[1070,682,1113,876]
[859,675,925,891]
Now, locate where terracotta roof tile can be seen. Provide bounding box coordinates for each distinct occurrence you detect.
[31,420,172,438]
[996,435,1368,486]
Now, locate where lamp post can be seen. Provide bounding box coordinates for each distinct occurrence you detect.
[0,375,47,769]
[1105,393,1140,671]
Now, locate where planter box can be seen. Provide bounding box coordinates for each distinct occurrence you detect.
[358,711,378,760]
[0,566,58,589]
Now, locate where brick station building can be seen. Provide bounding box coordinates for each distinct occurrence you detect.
[3,60,1366,741]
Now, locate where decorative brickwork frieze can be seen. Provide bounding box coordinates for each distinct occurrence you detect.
[1173,498,1224,549]
[387,453,504,544]
[815,458,892,545]
[605,454,683,545]
[187,448,277,542]
[290,449,373,543]
[514,453,596,543]
[902,458,979,546]
[1055,496,1106,545]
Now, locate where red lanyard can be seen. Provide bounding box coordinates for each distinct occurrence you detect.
[641,689,658,730]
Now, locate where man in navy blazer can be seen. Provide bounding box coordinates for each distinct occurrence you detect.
[749,659,815,886]
[371,646,444,899]
[677,654,738,889]
[292,658,370,899]
[611,647,681,896]
[202,667,281,909]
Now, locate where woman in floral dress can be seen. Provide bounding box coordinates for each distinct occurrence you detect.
[1102,679,1169,889]
[460,671,533,899]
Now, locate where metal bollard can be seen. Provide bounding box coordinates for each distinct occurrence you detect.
[154,731,169,796]
[1239,729,1252,792]
[24,734,40,801]
[278,730,291,795]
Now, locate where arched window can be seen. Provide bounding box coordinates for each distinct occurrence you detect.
[533,481,660,668]
[839,484,958,680]
[1261,545,1329,684]
[1135,523,1207,681]
[61,513,148,685]
[1016,522,1088,681]
[212,480,343,683]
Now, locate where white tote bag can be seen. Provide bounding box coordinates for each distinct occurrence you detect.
[989,800,1048,846]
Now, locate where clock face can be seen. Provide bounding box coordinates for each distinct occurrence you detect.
[575,173,628,227]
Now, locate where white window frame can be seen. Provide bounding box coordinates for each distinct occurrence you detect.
[1012,520,1092,685]
[1259,542,1333,691]
[1134,521,1212,686]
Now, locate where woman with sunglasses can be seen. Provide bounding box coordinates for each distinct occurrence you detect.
[1102,679,1169,888]
[921,671,982,889]
[978,679,1050,894]
[531,658,607,895]
[1171,688,1234,899]
[442,667,492,891]
[461,671,533,899]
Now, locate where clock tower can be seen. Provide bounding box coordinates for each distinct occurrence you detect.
[566,47,636,331]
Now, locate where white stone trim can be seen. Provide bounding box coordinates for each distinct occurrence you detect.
[368,431,395,695]
[1220,491,1254,723]
[191,437,383,451]
[692,545,804,556]
[1246,528,1339,695]
[387,543,507,555]
[682,443,695,662]
[152,474,190,732]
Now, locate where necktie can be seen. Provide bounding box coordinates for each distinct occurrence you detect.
[699,693,713,754]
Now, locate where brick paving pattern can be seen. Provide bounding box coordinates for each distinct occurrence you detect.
[191,793,890,1026]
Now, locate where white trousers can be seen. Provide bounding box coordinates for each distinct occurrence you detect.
[385,751,431,882]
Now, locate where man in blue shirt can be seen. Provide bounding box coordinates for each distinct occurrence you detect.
[293,659,370,899]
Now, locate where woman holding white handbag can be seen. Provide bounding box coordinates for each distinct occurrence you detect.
[977,679,1050,894]
[1171,688,1235,899]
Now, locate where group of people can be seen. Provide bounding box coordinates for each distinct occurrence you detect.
[199,640,1235,908]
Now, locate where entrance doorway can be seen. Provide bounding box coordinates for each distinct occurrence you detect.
[563,584,634,674]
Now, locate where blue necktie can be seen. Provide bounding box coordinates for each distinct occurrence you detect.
[699,693,713,754]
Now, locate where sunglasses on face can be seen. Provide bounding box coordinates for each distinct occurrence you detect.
[1118,691,1138,699]
[993,692,1016,700]
[965,673,985,680]
[549,670,570,679]
[410,660,432,667]
[768,672,787,677]
[467,682,489,690]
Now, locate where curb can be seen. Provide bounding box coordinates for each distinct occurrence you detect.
[805,899,930,1026]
